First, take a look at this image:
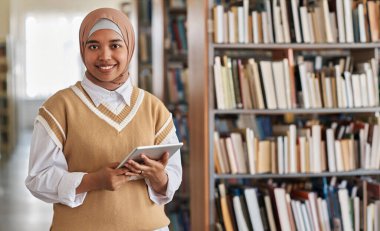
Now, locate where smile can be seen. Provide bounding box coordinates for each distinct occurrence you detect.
[97,65,115,70]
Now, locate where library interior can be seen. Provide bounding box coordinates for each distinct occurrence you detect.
[1,0,380,230]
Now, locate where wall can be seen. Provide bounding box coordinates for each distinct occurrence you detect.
[10,0,137,130]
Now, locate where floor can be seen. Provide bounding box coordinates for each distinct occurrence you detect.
[0,130,52,231]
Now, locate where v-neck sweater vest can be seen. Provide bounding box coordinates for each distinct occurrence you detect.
[37,82,174,231]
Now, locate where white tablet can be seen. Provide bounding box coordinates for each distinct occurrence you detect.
[116,143,183,169]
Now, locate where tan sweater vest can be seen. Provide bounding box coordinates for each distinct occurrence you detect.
[38,82,174,231]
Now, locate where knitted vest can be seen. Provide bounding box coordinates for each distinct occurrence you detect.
[37,82,174,231]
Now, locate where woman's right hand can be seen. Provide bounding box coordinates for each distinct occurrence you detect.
[76,162,129,194]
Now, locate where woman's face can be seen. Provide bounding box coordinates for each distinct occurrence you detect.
[83,29,128,83]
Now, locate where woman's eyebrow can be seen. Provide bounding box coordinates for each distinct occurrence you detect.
[110,39,123,43]
[86,40,99,44]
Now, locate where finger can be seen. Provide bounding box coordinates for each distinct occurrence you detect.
[109,162,121,168]
[160,152,169,166]
[126,161,145,174]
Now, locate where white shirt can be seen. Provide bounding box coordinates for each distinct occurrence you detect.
[25,77,182,231]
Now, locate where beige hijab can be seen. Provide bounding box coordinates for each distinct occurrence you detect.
[79,8,135,88]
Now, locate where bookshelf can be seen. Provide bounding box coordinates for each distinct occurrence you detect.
[162,0,191,230]
[188,0,380,230]
[0,38,15,157]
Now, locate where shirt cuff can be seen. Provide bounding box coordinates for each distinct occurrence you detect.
[57,172,87,208]
[145,170,175,205]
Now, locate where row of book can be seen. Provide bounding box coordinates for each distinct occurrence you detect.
[167,15,187,54]
[213,0,380,44]
[167,65,188,104]
[215,178,380,231]
[167,205,190,231]
[214,119,380,175]
[213,55,379,110]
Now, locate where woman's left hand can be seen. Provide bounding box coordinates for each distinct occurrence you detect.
[124,152,169,195]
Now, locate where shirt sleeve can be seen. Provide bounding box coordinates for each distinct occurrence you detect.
[25,121,87,208]
[145,132,183,205]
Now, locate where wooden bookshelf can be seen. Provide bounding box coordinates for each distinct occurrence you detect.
[187,0,380,230]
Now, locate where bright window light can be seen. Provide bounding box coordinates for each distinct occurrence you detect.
[25,14,84,99]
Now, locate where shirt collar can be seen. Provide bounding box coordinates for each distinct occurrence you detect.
[81,76,133,107]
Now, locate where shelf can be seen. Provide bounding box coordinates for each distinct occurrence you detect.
[215,170,380,180]
[212,107,380,115]
[212,42,380,50]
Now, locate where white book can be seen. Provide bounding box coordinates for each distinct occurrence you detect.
[289,124,297,173]
[280,0,291,43]
[324,77,334,108]
[330,13,338,42]
[299,137,307,173]
[283,59,292,109]
[213,57,225,109]
[273,1,284,43]
[312,125,322,173]
[246,128,256,174]
[260,61,278,109]
[300,7,311,43]
[252,11,259,44]
[360,73,369,107]
[307,13,316,43]
[322,0,334,43]
[228,11,236,43]
[301,203,313,231]
[274,188,292,231]
[264,0,274,43]
[244,188,264,231]
[213,5,225,43]
[370,125,379,169]
[243,0,249,43]
[308,192,321,231]
[336,0,346,43]
[284,136,289,173]
[237,7,245,43]
[343,0,354,43]
[232,195,250,231]
[225,137,238,174]
[365,143,371,169]
[264,195,277,231]
[335,65,346,108]
[358,4,367,43]
[261,12,269,44]
[344,72,354,108]
[291,200,303,231]
[338,189,354,231]
[314,76,323,108]
[231,133,248,173]
[351,74,362,107]
[272,61,287,109]
[326,128,337,172]
[354,197,360,231]
[335,140,345,172]
[321,199,331,231]
[305,201,316,231]
[224,61,236,109]
[291,0,302,43]
[306,76,316,108]
[295,201,307,231]
[366,68,377,107]
[367,203,375,231]
[277,136,284,174]
[299,63,311,108]
[308,136,314,173]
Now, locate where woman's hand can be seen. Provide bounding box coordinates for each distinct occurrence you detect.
[76,162,130,194]
[124,152,169,195]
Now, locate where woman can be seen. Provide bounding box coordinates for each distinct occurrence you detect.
[25,8,182,231]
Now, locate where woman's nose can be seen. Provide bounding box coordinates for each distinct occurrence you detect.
[99,47,111,60]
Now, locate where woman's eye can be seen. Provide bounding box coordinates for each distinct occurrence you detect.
[88,45,98,50]
[111,44,121,49]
